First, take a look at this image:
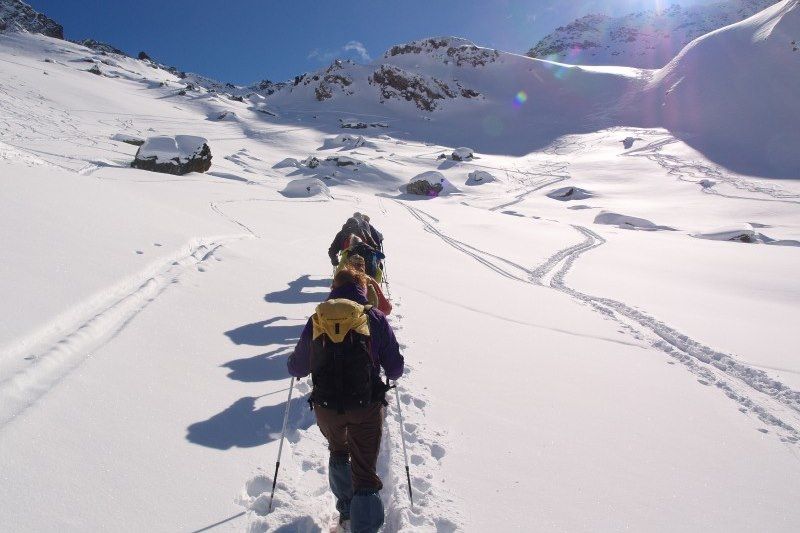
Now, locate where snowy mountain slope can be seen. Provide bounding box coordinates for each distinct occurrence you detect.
[2,4,800,532]
[527,0,776,68]
[635,0,800,178]
[0,0,62,39]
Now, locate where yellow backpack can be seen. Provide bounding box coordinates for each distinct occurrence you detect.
[310,299,375,412]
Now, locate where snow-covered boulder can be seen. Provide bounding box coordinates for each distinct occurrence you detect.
[407,179,443,197]
[111,133,144,146]
[341,120,368,129]
[325,155,361,167]
[213,111,237,121]
[693,224,757,243]
[302,156,321,168]
[452,147,474,161]
[406,171,460,196]
[273,157,301,169]
[594,211,673,231]
[465,170,496,186]
[333,134,366,147]
[546,186,593,201]
[280,178,331,199]
[131,135,212,175]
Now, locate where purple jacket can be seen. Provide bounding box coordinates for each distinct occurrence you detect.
[287,283,404,380]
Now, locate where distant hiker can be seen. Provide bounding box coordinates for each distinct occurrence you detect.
[328,217,376,266]
[288,268,404,533]
[347,254,392,315]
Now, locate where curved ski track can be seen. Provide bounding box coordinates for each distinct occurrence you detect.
[398,201,800,445]
[623,135,800,205]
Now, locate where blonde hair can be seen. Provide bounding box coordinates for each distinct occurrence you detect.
[347,254,366,272]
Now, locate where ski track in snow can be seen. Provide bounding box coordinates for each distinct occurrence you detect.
[398,201,800,446]
[623,134,800,205]
[239,296,462,532]
[0,237,243,428]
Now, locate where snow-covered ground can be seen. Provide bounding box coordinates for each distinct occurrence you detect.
[2,3,800,531]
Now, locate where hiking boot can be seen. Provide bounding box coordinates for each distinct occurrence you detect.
[336,515,351,532]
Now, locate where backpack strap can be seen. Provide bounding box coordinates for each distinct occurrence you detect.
[334,341,345,414]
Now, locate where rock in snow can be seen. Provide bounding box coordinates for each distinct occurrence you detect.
[131,135,212,175]
[546,186,593,201]
[406,171,461,196]
[465,170,496,185]
[452,147,474,161]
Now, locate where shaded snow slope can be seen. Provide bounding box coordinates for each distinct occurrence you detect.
[528,0,775,68]
[638,0,800,177]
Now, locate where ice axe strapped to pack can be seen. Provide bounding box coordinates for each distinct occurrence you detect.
[310,299,379,413]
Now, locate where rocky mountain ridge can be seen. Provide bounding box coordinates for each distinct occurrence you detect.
[0,0,62,39]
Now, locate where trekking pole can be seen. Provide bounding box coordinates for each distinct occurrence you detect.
[393,382,413,507]
[268,376,295,513]
[382,258,392,301]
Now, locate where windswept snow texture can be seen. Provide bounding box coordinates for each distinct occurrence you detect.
[2,3,800,533]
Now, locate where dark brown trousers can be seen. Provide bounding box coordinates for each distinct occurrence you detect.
[314,402,384,491]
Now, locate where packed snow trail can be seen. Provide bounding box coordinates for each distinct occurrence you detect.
[238,282,462,532]
[398,202,800,445]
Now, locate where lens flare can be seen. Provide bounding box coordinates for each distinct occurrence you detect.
[513,91,527,107]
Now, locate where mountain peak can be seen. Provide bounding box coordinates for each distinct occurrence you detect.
[0,0,63,39]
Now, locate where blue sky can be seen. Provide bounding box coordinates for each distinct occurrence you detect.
[27,0,719,85]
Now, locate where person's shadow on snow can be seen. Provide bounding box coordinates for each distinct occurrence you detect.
[264,275,332,305]
[222,347,292,382]
[223,316,304,347]
[186,395,314,450]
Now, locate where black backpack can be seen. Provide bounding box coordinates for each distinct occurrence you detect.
[309,299,386,412]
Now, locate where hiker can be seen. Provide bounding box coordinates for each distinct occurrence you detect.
[358,213,384,252]
[328,217,376,267]
[346,254,392,315]
[344,236,385,283]
[288,268,404,533]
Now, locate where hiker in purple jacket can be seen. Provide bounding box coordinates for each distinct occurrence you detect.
[288,268,403,533]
